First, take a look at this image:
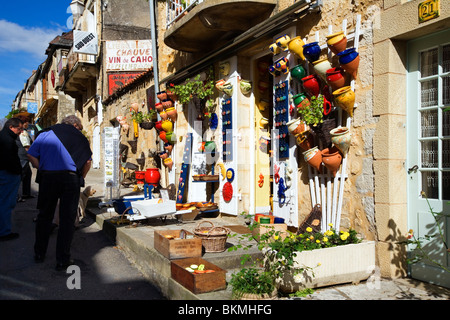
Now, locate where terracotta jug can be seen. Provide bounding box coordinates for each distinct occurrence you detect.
[163,157,173,171]
[164,142,173,154]
[287,118,304,135]
[165,107,178,122]
[155,102,164,112]
[326,31,347,54]
[162,99,173,109]
[302,74,321,97]
[326,67,347,91]
[157,91,167,101]
[321,147,342,177]
[337,48,360,79]
[332,86,355,117]
[293,92,310,110]
[330,127,351,157]
[295,130,315,151]
[303,146,322,172]
[159,110,168,120]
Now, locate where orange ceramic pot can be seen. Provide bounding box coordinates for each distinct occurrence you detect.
[326,31,347,54]
[321,147,342,177]
[166,107,178,122]
[326,67,347,91]
[155,102,164,112]
[295,130,315,151]
[302,146,322,172]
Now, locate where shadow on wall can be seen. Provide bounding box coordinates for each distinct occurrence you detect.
[386,218,408,278]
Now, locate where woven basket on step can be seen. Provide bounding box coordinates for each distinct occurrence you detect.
[194,221,230,253]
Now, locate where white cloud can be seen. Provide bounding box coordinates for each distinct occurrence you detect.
[0,19,64,59]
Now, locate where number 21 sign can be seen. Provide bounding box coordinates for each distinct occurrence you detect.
[418,0,440,23]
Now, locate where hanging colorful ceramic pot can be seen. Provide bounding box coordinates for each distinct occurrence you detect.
[157,91,167,101]
[135,171,145,184]
[130,102,140,113]
[223,182,233,202]
[302,74,321,97]
[302,42,321,62]
[166,88,177,101]
[302,146,322,172]
[332,86,355,117]
[161,119,173,132]
[163,157,173,171]
[222,81,233,96]
[215,79,226,92]
[295,130,315,151]
[330,126,352,157]
[162,99,173,109]
[155,102,164,112]
[287,36,306,60]
[154,120,162,131]
[164,142,173,154]
[269,43,281,55]
[268,65,281,77]
[287,118,306,135]
[290,64,306,82]
[337,48,360,79]
[166,131,176,144]
[326,67,347,91]
[326,31,347,54]
[159,131,168,143]
[159,110,168,120]
[321,147,342,177]
[293,92,310,110]
[240,79,252,95]
[275,34,291,51]
[312,58,332,82]
[145,168,161,187]
[274,56,289,74]
[165,107,178,122]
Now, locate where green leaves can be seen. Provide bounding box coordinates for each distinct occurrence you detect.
[297,94,324,127]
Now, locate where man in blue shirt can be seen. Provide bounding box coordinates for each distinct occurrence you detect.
[28,115,92,271]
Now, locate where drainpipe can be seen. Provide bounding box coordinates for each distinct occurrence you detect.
[149,0,168,187]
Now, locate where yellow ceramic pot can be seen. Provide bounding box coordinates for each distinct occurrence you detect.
[332,86,355,117]
[275,34,290,51]
[161,119,173,132]
[326,31,345,45]
[287,36,305,60]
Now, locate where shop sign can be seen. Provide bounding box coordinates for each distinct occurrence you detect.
[418,0,440,23]
[105,40,153,72]
[73,30,98,55]
[27,102,37,114]
[107,72,144,95]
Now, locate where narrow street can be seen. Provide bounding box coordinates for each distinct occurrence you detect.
[0,169,164,300]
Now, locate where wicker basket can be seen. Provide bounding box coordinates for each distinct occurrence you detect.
[194,221,230,253]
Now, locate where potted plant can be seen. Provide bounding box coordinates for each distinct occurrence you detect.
[171,67,215,118]
[131,109,157,130]
[296,94,324,127]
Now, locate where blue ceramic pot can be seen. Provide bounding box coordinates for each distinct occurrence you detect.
[302,42,321,62]
[337,48,358,65]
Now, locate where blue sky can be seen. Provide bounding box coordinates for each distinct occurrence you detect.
[0,1,72,119]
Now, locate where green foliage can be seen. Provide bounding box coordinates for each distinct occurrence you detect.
[130,109,156,123]
[229,267,276,299]
[171,68,215,107]
[297,94,324,127]
[5,109,20,119]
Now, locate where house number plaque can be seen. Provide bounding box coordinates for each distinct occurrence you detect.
[418,0,440,23]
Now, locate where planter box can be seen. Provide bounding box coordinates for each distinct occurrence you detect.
[154,230,202,260]
[278,241,376,293]
[252,223,287,241]
[171,257,227,294]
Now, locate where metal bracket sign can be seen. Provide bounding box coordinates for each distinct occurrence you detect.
[418,0,440,23]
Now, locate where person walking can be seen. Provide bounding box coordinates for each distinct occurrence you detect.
[27,115,92,270]
[15,112,34,201]
[0,118,24,241]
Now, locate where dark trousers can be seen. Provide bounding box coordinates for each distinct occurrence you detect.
[21,163,32,196]
[34,171,80,264]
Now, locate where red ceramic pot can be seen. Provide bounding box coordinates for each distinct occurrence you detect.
[301,74,321,97]
[326,67,347,91]
[155,103,164,112]
[135,171,145,184]
[145,168,160,187]
[154,120,163,131]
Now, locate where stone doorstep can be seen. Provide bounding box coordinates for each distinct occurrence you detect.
[85,206,262,300]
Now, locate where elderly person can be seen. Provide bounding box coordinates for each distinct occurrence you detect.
[28,115,92,270]
[0,118,24,241]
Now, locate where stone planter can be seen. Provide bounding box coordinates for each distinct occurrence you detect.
[278,241,376,293]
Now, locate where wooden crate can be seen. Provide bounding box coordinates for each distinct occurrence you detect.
[171,257,226,294]
[251,223,287,241]
[154,230,202,260]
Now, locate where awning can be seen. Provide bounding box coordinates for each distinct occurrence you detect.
[160,0,321,85]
